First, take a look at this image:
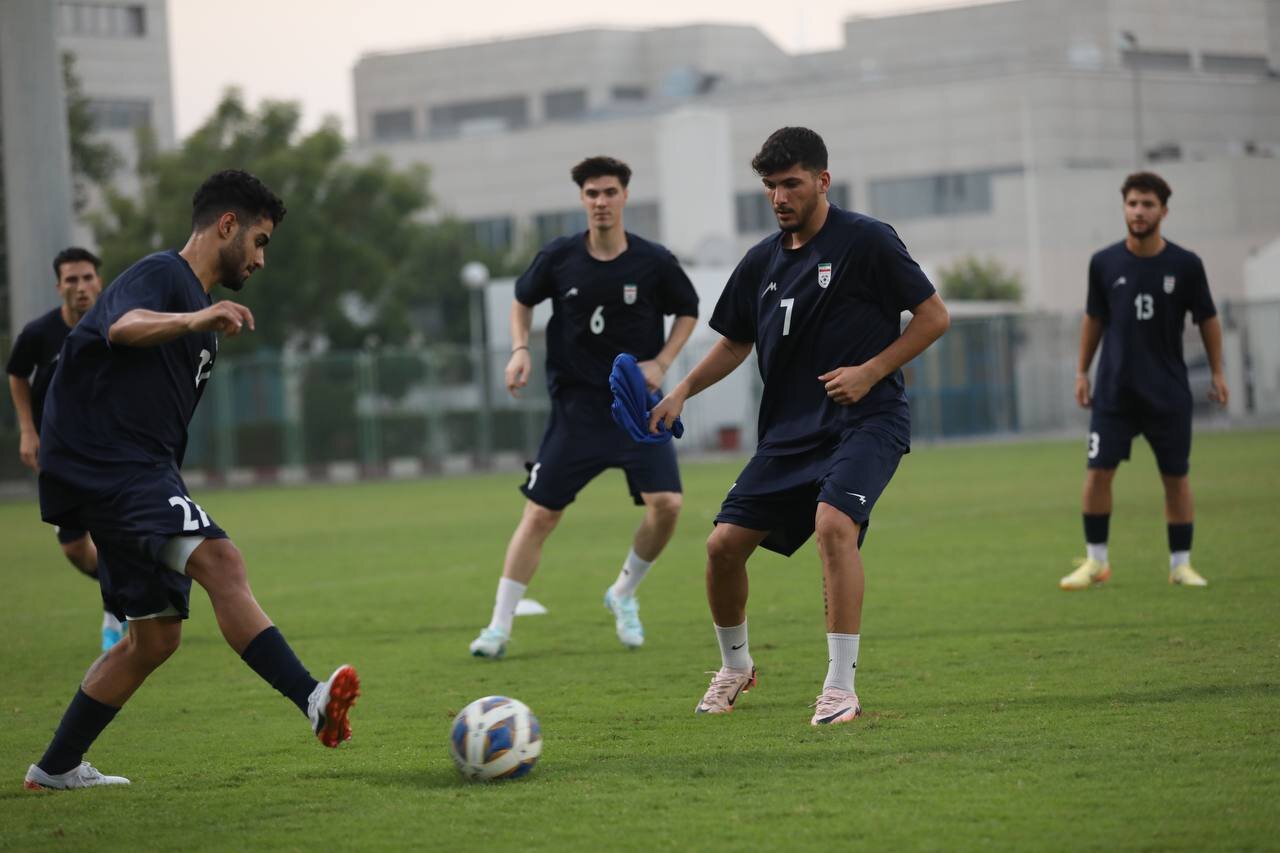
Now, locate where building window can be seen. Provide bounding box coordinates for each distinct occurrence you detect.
[371,109,414,141]
[734,190,772,234]
[869,170,1015,221]
[428,96,528,139]
[470,217,514,253]
[534,209,588,245]
[828,182,851,210]
[1121,49,1192,72]
[543,89,587,121]
[625,203,660,240]
[610,85,647,102]
[59,3,147,37]
[1200,53,1269,75]
[86,98,151,131]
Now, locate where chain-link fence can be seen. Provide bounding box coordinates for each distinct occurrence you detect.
[2,299,1273,483]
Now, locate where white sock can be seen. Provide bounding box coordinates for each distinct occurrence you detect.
[610,548,653,598]
[1170,550,1191,570]
[1086,543,1109,564]
[824,633,860,693]
[715,621,752,671]
[487,577,527,635]
[102,611,123,632]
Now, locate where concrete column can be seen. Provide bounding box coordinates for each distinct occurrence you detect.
[1,0,75,336]
[656,107,735,264]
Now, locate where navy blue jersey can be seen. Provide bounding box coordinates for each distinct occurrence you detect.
[39,251,217,489]
[710,207,936,456]
[515,232,699,396]
[1086,240,1216,413]
[5,307,73,430]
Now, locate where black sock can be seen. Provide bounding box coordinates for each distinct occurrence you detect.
[1168,522,1193,553]
[240,626,318,715]
[38,688,120,775]
[1083,513,1110,545]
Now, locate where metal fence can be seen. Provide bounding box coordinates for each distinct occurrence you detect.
[1,299,1272,483]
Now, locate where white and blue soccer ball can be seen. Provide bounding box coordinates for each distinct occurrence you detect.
[449,696,542,782]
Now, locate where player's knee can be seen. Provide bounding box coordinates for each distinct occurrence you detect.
[186,538,249,593]
[814,505,860,550]
[61,540,97,576]
[128,624,182,667]
[645,492,682,522]
[522,503,563,537]
[706,527,746,569]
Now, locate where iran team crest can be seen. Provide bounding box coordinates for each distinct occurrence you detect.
[817,263,832,289]
[623,283,637,305]
[1163,275,1176,294]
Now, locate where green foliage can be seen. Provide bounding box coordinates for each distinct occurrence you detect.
[63,52,123,214]
[939,255,1023,301]
[2,431,1278,848]
[89,90,518,353]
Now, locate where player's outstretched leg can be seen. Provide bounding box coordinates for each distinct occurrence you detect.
[185,538,358,746]
[813,505,865,726]
[471,502,562,659]
[696,523,765,714]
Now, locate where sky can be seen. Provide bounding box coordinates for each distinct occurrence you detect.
[167,0,982,140]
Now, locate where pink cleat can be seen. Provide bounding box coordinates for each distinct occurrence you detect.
[810,687,862,726]
[695,666,757,714]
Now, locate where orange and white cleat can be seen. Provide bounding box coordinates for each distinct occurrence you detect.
[1060,557,1111,591]
[307,664,360,748]
[695,666,757,714]
[24,761,129,791]
[1169,563,1208,587]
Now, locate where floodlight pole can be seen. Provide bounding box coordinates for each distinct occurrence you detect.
[462,261,493,469]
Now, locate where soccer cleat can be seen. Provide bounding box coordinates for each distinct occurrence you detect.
[603,588,644,649]
[810,687,862,726]
[1059,557,1112,591]
[101,618,126,652]
[469,626,509,659]
[1169,563,1208,587]
[307,664,360,748]
[24,761,129,791]
[695,666,757,714]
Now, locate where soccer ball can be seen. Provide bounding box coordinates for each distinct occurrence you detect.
[449,696,542,781]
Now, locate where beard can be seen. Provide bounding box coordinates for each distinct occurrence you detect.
[218,242,250,291]
[1127,222,1156,240]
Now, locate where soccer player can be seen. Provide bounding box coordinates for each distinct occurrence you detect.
[649,127,950,725]
[23,170,358,791]
[7,247,125,650]
[468,156,699,659]
[1060,171,1228,591]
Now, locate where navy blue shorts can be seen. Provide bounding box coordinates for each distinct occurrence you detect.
[54,525,88,545]
[39,465,228,621]
[715,416,910,557]
[1087,402,1191,476]
[521,390,682,511]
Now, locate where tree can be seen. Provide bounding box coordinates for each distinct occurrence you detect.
[63,52,122,215]
[938,256,1023,302]
[90,90,518,354]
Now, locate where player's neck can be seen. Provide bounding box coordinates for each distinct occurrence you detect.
[585,226,628,261]
[782,200,830,250]
[179,236,220,293]
[1125,232,1166,258]
[59,303,82,327]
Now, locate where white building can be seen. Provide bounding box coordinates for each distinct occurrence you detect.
[352,0,1280,315]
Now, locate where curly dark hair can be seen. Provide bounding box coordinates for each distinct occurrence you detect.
[1121,171,1171,205]
[52,246,101,277]
[191,169,287,230]
[570,156,632,188]
[751,127,828,176]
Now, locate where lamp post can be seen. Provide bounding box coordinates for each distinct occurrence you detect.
[461,261,493,468]
[1120,30,1144,168]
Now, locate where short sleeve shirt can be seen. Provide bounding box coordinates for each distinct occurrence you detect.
[710,207,936,456]
[5,307,73,430]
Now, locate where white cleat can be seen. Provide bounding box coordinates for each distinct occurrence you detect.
[604,589,644,649]
[469,626,509,659]
[695,666,757,714]
[1169,564,1208,587]
[810,687,862,726]
[24,761,129,791]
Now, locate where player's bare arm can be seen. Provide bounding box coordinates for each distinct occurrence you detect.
[820,292,950,406]
[1075,314,1105,408]
[639,314,698,392]
[1199,315,1229,407]
[505,301,535,396]
[109,302,255,347]
[8,375,39,470]
[649,335,753,433]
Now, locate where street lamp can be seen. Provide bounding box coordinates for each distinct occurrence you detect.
[1120,30,1144,168]
[461,261,493,468]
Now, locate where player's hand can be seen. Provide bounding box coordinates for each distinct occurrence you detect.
[1208,371,1229,408]
[637,358,667,393]
[648,388,686,435]
[190,301,255,337]
[819,364,878,406]
[18,430,38,471]
[506,347,532,396]
[1075,375,1092,408]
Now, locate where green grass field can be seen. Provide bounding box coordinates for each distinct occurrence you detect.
[2,430,1278,851]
